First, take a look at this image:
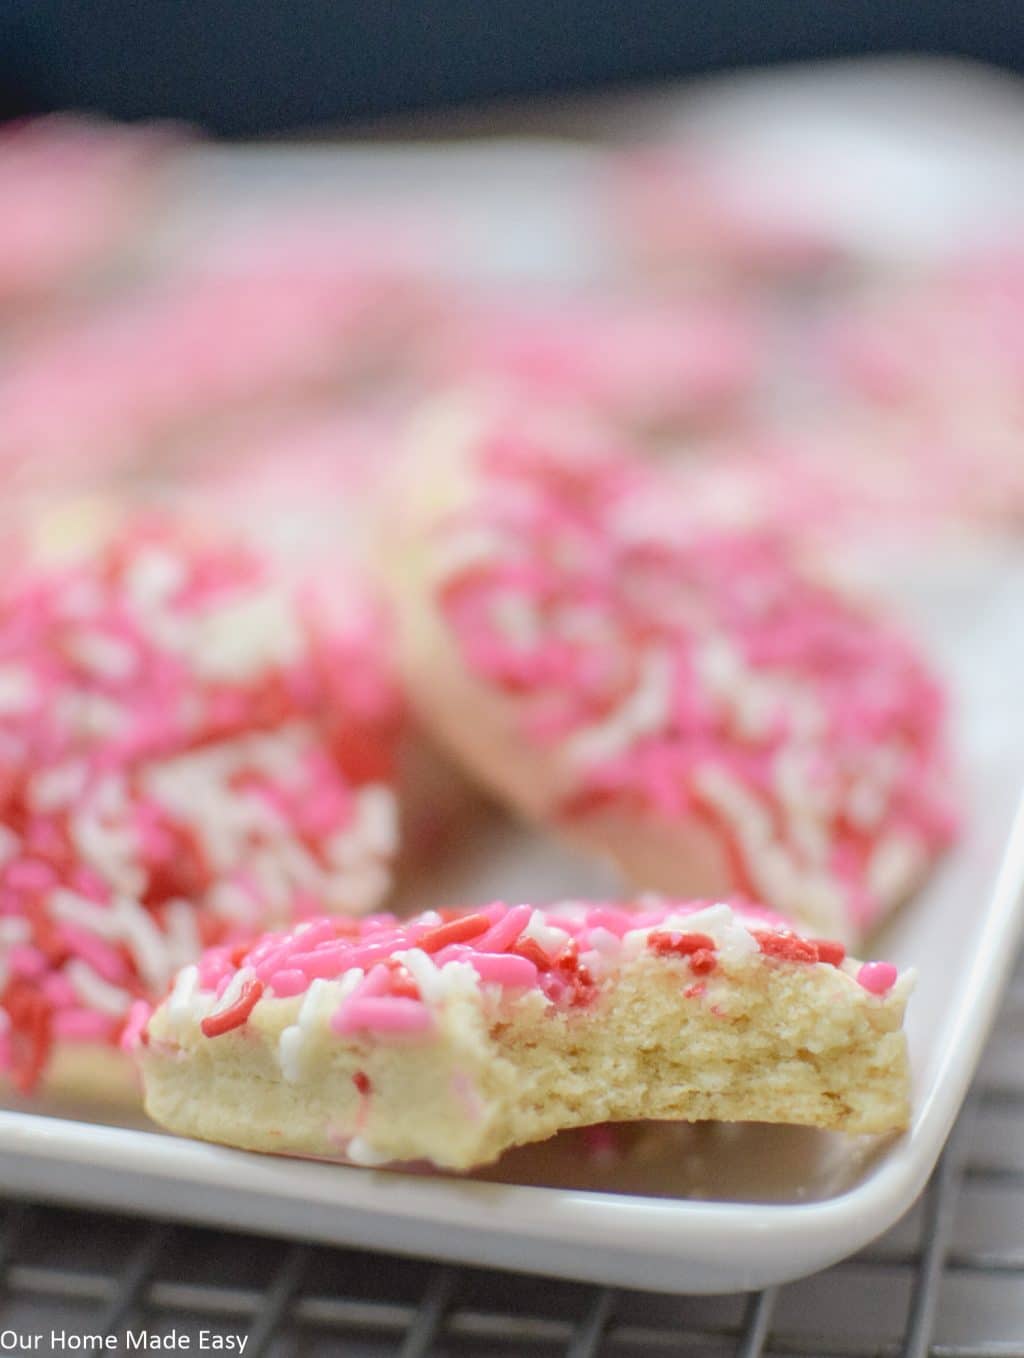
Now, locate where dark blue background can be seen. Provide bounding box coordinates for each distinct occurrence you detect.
[1,2,1021,134]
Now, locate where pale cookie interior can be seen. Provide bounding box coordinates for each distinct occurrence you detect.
[141,951,910,1171]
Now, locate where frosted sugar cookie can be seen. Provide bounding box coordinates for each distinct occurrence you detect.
[0,513,401,1098]
[383,400,957,943]
[0,114,176,313]
[432,292,758,436]
[135,897,912,1170]
[604,146,838,288]
[0,220,432,490]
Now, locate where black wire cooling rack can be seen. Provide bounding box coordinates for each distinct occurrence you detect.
[1,959,1021,1358]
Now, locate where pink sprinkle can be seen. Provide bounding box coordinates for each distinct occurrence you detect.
[198,948,234,991]
[583,908,635,937]
[120,1000,151,1051]
[42,972,78,1006]
[285,941,395,979]
[5,858,57,892]
[467,952,538,988]
[475,903,533,953]
[267,969,309,998]
[7,945,48,979]
[349,964,391,1001]
[57,923,129,985]
[331,996,433,1035]
[857,961,899,995]
[292,918,346,950]
[185,899,866,1030]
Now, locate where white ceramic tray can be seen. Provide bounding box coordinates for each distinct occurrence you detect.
[1,513,1021,1297]
[2,61,1024,1295]
[0,562,1020,1294]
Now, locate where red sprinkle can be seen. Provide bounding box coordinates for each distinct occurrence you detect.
[647,931,716,958]
[353,1071,372,1096]
[200,978,264,1038]
[688,948,718,975]
[513,938,552,970]
[384,959,421,1000]
[553,943,596,1005]
[812,939,846,967]
[417,913,492,954]
[758,932,819,964]
[2,977,53,1093]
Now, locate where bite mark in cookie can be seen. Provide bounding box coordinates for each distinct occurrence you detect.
[135,898,912,1170]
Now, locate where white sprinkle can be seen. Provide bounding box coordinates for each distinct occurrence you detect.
[868,833,925,904]
[124,545,186,608]
[890,967,917,1003]
[49,888,119,936]
[520,910,570,956]
[586,927,622,955]
[65,960,132,1017]
[394,948,443,1002]
[0,666,35,714]
[278,1025,306,1083]
[490,592,539,648]
[281,972,369,1075]
[167,964,200,1022]
[29,761,88,813]
[564,648,673,768]
[162,900,202,971]
[625,902,760,968]
[0,825,21,868]
[189,589,303,682]
[296,972,362,1036]
[72,799,143,897]
[207,881,261,923]
[346,1135,392,1167]
[111,894,174,991]
[297,976,331,1032]
[67,631,137,681]
[213,966,255,1015]
[431,525,510,583]
[328,861,391,915]
[0,918,30,945]
[693,764,774,847]
[354,785,399,859]
[434,959,482,1001]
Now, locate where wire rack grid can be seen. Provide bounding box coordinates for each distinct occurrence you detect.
[0,955,1021,1358]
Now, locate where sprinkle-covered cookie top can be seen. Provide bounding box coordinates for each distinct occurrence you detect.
[143,897,904,1056]
[434,294,758,432]
[431,414,957,932]
[0,514,402,1092]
